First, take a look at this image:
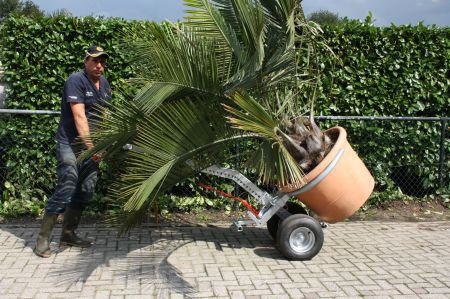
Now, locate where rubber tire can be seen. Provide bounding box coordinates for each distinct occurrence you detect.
[276,214,324,261]
[267,201,307,240]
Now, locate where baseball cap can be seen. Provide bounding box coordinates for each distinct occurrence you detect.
[85,45,109,58]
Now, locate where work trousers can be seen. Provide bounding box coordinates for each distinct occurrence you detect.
[45,142,99,214]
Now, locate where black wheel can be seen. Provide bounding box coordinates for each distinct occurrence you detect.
[267,201,307,240]
[276,214,324,261]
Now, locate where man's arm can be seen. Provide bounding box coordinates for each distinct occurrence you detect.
[70,102,93,149]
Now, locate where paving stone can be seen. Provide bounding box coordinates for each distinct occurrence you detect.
[0,221,449,298]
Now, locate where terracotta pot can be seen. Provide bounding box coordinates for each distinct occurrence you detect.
[283,126,374,223]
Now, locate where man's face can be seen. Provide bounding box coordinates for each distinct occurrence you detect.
[84,56,106,80]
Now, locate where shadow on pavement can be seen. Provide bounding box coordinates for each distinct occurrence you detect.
[1,222,280,297]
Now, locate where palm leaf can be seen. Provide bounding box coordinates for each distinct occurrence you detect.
[184,0,246,63]
[225,92,305,185]
[98,97,256,230]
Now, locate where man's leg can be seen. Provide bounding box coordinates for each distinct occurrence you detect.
[60,158,99,247]
[35,143,78,257]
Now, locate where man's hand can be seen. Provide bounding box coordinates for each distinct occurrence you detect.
[92,153,103,163]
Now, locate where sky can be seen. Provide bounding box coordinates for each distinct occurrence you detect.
[31,0,450,27]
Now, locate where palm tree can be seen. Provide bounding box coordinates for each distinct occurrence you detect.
[88,0,335,232]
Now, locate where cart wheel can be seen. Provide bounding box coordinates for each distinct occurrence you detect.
[267,201,307,240]
[276,214,324,261]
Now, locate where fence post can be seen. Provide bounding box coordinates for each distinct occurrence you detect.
[438,118,447,188]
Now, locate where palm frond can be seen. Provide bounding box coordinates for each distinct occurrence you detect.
[259,0,299,31]
[123,161,174,212]
[184,0,245,63]
[98,97,257,231]
[225,92,304,185]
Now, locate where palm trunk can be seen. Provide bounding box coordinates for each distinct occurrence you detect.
[281,115,334,173]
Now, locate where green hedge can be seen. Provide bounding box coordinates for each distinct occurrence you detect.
[0,16,448,215]
[314,21,449,199]
[317,21,449,116]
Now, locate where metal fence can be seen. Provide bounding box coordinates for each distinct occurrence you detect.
[1,109,449,203]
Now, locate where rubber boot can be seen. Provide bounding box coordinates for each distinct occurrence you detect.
[59,207,92,248]
[34,213,58,258]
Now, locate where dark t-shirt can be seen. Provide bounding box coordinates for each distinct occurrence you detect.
[55,70,112,145]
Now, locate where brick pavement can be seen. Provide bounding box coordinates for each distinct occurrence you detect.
[0,221,449,298]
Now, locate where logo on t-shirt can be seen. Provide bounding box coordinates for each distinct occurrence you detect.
[86,91,94,97]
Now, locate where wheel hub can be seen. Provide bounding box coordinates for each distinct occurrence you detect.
[289,227,316,253]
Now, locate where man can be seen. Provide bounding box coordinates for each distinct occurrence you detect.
[34,45,112,258]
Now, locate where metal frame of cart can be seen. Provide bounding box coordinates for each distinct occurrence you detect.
[199,149,343,260]
[125,144,344,261]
